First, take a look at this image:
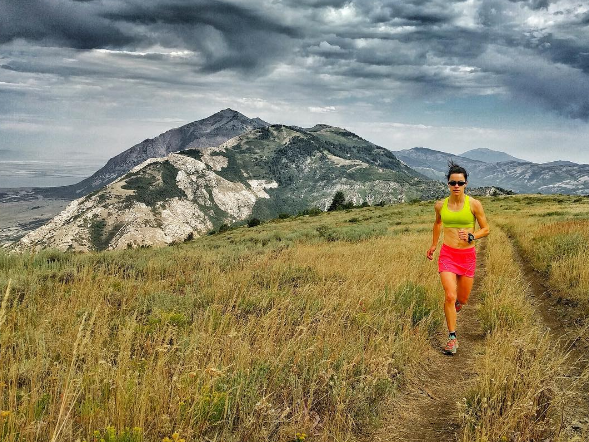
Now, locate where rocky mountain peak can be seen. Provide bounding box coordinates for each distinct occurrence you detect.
[56,109,270,198]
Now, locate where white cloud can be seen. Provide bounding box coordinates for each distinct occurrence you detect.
[308,106,337,113]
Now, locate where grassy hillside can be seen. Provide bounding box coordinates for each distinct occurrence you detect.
[495,195,589,314]
[1,195,588,441]
[0,202,443,441]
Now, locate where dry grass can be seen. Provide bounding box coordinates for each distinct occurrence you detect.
[2,195,588,441]
[460,224,569,442]
[490,195,589,314]
[0,203,442,442]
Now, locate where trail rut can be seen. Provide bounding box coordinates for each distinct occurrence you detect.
[363,238,488,442]
[503,226,589,439]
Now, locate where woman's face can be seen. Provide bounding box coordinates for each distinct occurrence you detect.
[448,173,467,196]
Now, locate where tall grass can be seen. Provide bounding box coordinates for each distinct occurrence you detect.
[0,204,443,441]
[494,196,589,315]
[460,225,568,441]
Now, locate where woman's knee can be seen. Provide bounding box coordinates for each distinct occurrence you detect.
[444,290,457,303]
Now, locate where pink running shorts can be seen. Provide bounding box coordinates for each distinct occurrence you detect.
[438,243,476,278]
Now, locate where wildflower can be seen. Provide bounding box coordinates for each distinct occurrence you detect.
[0,410,10,418]
[295,432,306,441]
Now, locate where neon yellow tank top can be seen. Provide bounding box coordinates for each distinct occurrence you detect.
[440,195,475,229]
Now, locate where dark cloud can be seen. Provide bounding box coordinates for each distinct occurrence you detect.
[508,0,552,11]
[477,46,589,120]
[101,1,300,73]
[536,36,589,74]
[0,0,588,120]
[361,3,457,25]
[0,0,135,48]
[279,0,350,8]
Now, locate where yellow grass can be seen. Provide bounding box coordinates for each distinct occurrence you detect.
[2,194,588,441]
[460,224,569,441]
[0,204,443,441]
[489,195,589,314]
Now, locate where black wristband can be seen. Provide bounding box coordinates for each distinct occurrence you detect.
[468,233,475,243]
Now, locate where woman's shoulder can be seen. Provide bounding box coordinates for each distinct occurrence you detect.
[434,199,445,210]
[467,195,483,209]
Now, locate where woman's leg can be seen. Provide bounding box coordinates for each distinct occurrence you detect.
[456,275,475,305]
[440,271,458,332]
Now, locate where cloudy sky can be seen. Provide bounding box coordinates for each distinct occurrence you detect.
[1,0,589,186]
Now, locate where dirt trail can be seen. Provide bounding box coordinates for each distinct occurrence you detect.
[363,238,488,442]
[503,226,589,438]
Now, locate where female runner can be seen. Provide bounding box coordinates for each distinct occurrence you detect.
[426,162,490,355]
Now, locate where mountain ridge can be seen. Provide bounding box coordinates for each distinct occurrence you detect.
[15,124,446,252]
[460,148,528,164]
[394,147,589,194]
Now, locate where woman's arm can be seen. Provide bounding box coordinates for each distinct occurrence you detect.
[471,198,490,239]
[427,201,443,260]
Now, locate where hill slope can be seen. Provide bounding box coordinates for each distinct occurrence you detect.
[16,125,445,252]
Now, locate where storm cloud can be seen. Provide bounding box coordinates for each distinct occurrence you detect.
[1,0,589,174]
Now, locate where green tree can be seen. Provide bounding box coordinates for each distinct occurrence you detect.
[247,218,261,228]
[328,191,346,211]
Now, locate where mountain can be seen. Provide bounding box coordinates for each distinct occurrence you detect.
[15,125,446,252]
[460,148,528,164]
[63,108,270,197]
[393,147,484,181]
[543,160,579,167]
[0,109,270,245]
[394,147,589,195]
[0,109,268,201]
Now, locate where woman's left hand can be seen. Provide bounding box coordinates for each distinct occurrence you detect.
[458,229,469,242]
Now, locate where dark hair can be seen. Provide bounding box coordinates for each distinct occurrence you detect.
[446,160,468,181]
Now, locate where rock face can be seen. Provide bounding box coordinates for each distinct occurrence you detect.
[16,125,446,252]
[395,147,589,195]
[47,108,269,198]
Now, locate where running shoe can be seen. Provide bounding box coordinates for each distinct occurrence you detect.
[443,338,458,355]
[455,300,462,313]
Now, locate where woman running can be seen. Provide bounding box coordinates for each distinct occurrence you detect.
[426,161,490,355]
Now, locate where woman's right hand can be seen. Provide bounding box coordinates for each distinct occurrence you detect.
[426,245,436,261]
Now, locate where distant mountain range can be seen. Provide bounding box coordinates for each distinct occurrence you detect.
[394,147,589,195]
[5,109,589,251]
[460,148,528,164]
[15,124,449,251]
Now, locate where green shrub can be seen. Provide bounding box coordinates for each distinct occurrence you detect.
[247,218,261,228]
[316,223,388,242]
[298,207,323,217]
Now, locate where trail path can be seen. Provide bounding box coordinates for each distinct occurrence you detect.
[503,226,589,438]
[362,238,488,442]
[364,225,589,441]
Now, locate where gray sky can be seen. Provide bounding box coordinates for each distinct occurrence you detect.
[1,0,589,187]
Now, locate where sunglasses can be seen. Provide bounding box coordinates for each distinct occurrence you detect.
[448,181,466,186]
